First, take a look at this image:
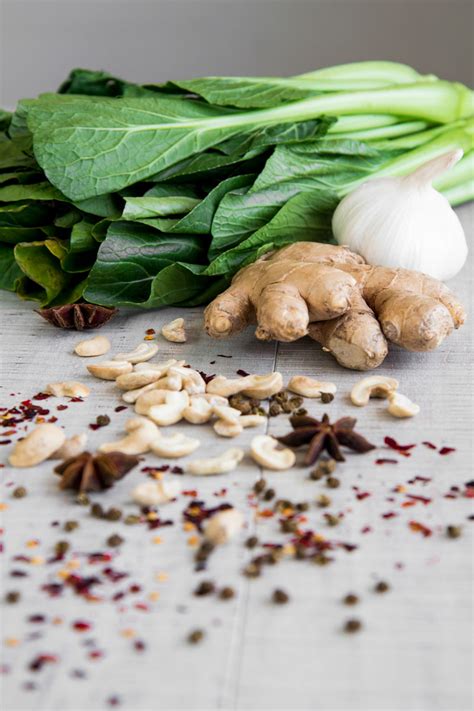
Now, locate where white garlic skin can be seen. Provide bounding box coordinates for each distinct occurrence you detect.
[332,153,468,281]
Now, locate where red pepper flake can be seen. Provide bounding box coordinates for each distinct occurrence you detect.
[375,458,398,465]
[0,440,12,445]
[217,354,232,358]
[401,501,417,508]
[56,405,68,411]
[361,526,372,534]
[405,494,432,505]
[213,488,228,497]
[409,521,432,537]
[464,488,474,499]
[88,650,104,661]
[32,392,52,401]
[381,512,398,519]
[134,602,149,611]
[134,639,146,652]
[29,654,58,672]
[258,509,275,518]
[384,436,416,452]
[41,583,63,597]
[422,441,437,450]
[72,620,92,632]
[439,446,456,455]
[170,466,183,475]
[88,553,112,564]
[70,397,84,403]
[236,369,250,377]
[143,465,169,474]
[145,328,155,335]
[198,371,216,384]
[114,406,128,413]
[355,491,371,501]
[407,476,431,485]
[182,490,198,497]
[48,416,58,423]
[102,567,129,583]
[107,696,121,707]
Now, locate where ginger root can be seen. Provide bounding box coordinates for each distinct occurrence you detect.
[204,243,465,370]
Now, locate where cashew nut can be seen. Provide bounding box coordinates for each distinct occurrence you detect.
[9,424,66,467]
[150,432,200,458]
[204,508,244,544]
[135,389,169,416]
[46,381,90,398]
[161,318,186,343]
[147,391,189,426]
[168,366,205,394]
[206,372,282,399]
[213,420,243,438]
[242,373,284,399]
[122,381,165,404]
[113,342,159,364]
[87,360,133,380]
[350,376,399,407]
[212,405,242,423]
[50,433,88,460]
[196,393,229,407]
[153,372,183,391]
[239,415,266,428]
[387,392,420,418]
[99,417,160,455]
[74,335,111,357]
[186,448,244,475]
[250,435,296,471]
[287,375,337,399]
[115,369,164,391]
[183,396,214,424]
[132,479,180,506]
[134,359,184,373]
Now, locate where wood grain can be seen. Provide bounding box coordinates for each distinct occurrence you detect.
[0,205,472,711]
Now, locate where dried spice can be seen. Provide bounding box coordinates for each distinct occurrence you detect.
[37,304,117,330]
[278,414,375,465]
[384,436,416,455]
[12,486,27,499]
[344,618,362,633]
[5,591,20,604]
[272,589,289,604]
[446,525,462,539]
[55,451,139,493]
[219,586,235,600]
[343,593,359,605]
[89,415,111,431]
[187,629,204,644]
[64,520,79,532]
[194,580,215,596]
[374,581,390,593]
[245,536,259,549]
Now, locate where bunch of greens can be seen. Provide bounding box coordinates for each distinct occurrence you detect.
[1,62,472,309]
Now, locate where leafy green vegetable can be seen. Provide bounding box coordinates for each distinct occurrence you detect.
[0,62,472,309]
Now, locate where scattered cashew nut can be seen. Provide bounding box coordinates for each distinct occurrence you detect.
[147,390,189,426]
[350,376,399,407]
[287,375,337,399]
[131,479,180,506]
[46,381,90,398]
[250,435,296,471]
[134,359,185,373]
[242,372,284,399]
[183,396,214,424]
[113,343,159,364]
[115,369,164,391]
[169,366,205,394]
[204,508,244,544]
[161,318,186,343]
[9,424,66,467]
[387,392,420,418]
[239,415,266,428]
[135,389,169,416]
[74,335,111,357]
[50,433,88,460]
[213,420,243,438]
[87,360,133,381]
[150,432,200,458]
[186,448,244,476]
[99,417,160,455]
[212,405,242,423]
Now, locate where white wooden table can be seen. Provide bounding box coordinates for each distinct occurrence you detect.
[1,206,472,711]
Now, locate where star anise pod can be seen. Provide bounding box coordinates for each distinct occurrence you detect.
[54,451,139,493]
[277,414,375,465]
[37,303,117,330]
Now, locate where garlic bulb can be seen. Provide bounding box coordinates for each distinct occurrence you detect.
[332,150,468,280]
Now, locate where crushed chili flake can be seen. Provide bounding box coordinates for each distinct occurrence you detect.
[29,654,58,672]
[409,521,432,537]
[72,620,92,632]
[114,406,128,413]
[361,526,372,534]
[407,476,431,485]
[422,441,437,450]
[439,446,456,455]
[56,404,68,411]
[183,500,232,531]
[405,494,432,505]
[355,491,371,501]
[198,370,216,384]
[236,369,250,377]
[384,436,416,454]
[182,490,198,497]
[375,458,398,465]
[381,512,398,519]
[32,392,52,401]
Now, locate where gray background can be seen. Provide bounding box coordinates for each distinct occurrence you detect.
[0,0,473,107]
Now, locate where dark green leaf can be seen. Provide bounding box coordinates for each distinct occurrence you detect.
[0,242,23,291]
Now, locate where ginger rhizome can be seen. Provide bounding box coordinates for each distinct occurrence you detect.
[204,243,465,370]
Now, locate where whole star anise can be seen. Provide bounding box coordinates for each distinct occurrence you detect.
[37,303,117,330]
[54,451,139,493]
[278,414,375,465]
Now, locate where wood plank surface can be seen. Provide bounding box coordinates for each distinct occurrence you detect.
[0,205,472,711]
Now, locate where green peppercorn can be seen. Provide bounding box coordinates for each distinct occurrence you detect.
[124,514,141,525]
[5,591,20,604]
[243,562,261,578]
[75,493,90,506]
[316,494,331,508]
[318,458,336,475]
[321,392,334,404]
[245,536,259,549]
[64,520,79,532]
[309,468,324,481]
[96,415,111,427]
[344,618,362,633]
[272,589,289,604]
[90,503,104,519]
[324,513,341,527]
[269,402,282,417]
[280,519,298,533]
[294,408,308,416]
[446,525,462,539]
[187,629,205,644]
[107,534,124,548]
[253,479,266,494]
[374,581,390,593]
[105,507,122,522]
[295,502,309,512]
[12,486,27,499]
[194,580,215,596]
[343,593,359,606]
[326,477,340,489]
[263,488,275,501]
[219,586,235,600]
